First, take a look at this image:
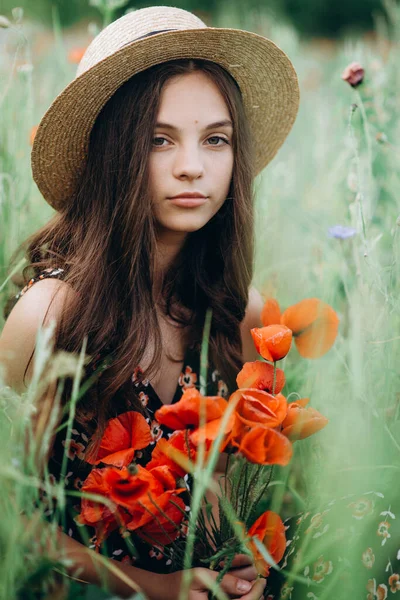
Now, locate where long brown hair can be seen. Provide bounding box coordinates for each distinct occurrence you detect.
[6,59,254,442]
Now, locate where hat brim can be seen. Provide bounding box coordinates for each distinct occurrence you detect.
[31,28,300,209]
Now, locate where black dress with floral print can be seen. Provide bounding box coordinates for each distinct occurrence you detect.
[14,268,230,574]
[264,492,400,599]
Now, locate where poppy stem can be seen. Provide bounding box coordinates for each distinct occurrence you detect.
[224,452,231,496]
[200,308,213,396]
[272,362,277,396]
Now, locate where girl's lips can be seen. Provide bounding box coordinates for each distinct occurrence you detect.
[169,197,208,208]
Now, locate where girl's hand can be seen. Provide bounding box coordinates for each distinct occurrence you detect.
[225,554,258,582]
[166,567,266,600]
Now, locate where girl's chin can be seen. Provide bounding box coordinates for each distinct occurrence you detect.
[156,216,212,234]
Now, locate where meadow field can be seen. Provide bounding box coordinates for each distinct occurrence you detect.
[1,1,400,598]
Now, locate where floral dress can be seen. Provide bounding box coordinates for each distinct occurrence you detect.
[14,267,229,574]
[264,490,400,599]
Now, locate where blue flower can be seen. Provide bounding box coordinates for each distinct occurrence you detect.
[328,225,356,240]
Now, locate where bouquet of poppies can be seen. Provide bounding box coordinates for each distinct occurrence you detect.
[77,296,339,581]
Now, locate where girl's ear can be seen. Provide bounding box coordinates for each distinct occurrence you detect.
[239,286,264,363]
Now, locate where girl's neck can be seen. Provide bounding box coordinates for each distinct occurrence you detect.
[153,228,188,300]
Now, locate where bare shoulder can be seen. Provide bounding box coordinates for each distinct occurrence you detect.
[240,286,264,363]
[0,279,75,392]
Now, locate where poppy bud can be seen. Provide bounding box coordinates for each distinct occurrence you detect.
[250,324,292,362]
[341,62,364,87]
[67,46,87,64]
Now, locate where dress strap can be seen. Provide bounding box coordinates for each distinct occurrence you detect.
[14,267,65,302]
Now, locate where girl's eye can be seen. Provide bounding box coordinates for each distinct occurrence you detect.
[152,136,169,147]
[207,136,229,146]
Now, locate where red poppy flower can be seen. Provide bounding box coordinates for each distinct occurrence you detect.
[230,389,288,435]
[281,298,339,359]
[261,298,281,327]
[67,46,87,64]
[247,511,287,577]
[77,468,130,544]
[86,411,152,467]
[189,411,234,450]
[235,426,293,466]
[147,430,198,477]
[155,388,228,430]
[281,399,328,440]
[103,465,153,511]
[148,465,177,491]
[127,491,186,546]
[251,325,292,362]
[236,361,285,394]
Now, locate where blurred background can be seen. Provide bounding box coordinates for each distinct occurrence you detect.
[0,0,396,37]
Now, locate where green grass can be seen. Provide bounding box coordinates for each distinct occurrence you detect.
[1,1,400,598]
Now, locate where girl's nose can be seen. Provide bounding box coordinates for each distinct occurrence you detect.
[172,144,205,180]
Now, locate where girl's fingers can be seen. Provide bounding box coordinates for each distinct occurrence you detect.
[227,565,258,581]
[234,577,266,600]
[219,573,254,596]
[229,554,254,568]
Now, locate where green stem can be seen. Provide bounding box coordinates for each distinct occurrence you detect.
[250,467,275,518]
[200,308,213,395]
[272,361,277,395]
[234,459,246,513]
[224,452,231,496]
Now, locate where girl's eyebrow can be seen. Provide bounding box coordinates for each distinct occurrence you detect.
[155,119,233,131]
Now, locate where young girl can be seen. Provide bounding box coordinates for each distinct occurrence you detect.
[0,6,299,599]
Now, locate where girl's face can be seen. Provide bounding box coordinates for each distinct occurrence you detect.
[149,70,234,237]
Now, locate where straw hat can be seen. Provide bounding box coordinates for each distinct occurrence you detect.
[31,6,300,210]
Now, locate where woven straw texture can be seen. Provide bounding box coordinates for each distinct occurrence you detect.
[31,6,300,210]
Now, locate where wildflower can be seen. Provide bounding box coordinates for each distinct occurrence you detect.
[128,490,186,545]
[155,388,228,430]
[236,360,285,394]
[67,46,87,64]
[376,132,388,144]
[230,388,287,433]
[341,61,364,87]
[261,297,281,326]
[190,414,234,450]
[85,411,152,467]
[281,298,339,359]
[247,511,286,577]
[103,465,154,509]
[259,297,339,359]
[77,468,131,544]
[282,399,328,441]
[250,324,292,362]
[147,430,199,477]
[328,225,356,239]
[29,125,38,146]
[234,425,293,466]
